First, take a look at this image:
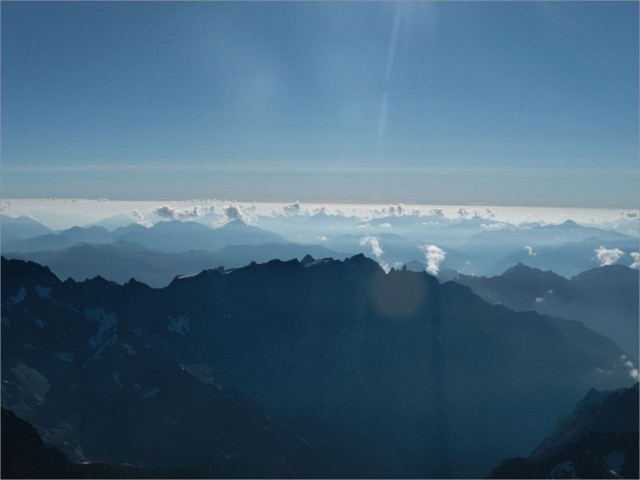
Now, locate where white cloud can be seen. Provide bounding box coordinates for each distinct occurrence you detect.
[379,204,407,217]
[620,355,640,380]
[480,223,505,230]
[317,236,328,241]
[419,244,446,276]
[620,210,639,219]
[223,204,245,222]
[153,205,201,221]
[470,207,495,219]
[131,209,152,227]
[630,252,640,269]
[379,223,392,228]
[283,201,302,216]
[360,235,383,258]
[594,246,625,266]
[524,245,537,257]
[0,201,17,217]
[534,297,545,304]
[359,236,390,273]
[457,207,469,218]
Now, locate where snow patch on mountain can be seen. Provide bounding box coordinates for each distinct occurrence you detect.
[550,460,576,479]
[121,343,137,355]
[93,334,118,360]
[168,314,190,335]
[54,352,74,363]
[84,308,118,348]
[112,372,123,388]
[8,287,26,304]
[604,451,624,475]
[35,285,52,298]
[143,387,162,399]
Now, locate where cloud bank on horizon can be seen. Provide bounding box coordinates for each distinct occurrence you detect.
[1,199,638,233]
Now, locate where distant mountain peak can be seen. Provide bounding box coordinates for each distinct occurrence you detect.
[301,254,315,266]
[63,225,109,234]
[224,218,247,226]
[1,256,60,288]
[502,262,538,275]
[502,263,561,279]
[562,219,580,227]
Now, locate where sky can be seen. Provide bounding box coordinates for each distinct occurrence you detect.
[1,1,638,207]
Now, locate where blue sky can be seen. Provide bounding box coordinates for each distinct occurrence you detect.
[1,1,638,206]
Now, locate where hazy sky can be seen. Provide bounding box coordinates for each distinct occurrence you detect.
[2,1,638,207]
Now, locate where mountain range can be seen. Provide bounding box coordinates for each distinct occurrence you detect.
[4,241,346,288]
[455,263,639,356]
[3,214,636,279]
[1,219,286,254]
[2,256,635,478]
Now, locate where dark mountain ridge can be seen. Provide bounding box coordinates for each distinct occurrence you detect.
[4,240,346,287]
[1,256,635,478]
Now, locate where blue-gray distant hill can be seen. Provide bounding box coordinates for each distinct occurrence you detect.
[4,241,347,287]
[460,220,637,275]
[1,219,288,254]
[455,263,639,356]
[121,219,286,252]
[0,214,53,242]
[488,237,640,277]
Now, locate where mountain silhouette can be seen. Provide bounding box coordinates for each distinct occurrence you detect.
[5,241,346,287]
[1,256,635,478]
